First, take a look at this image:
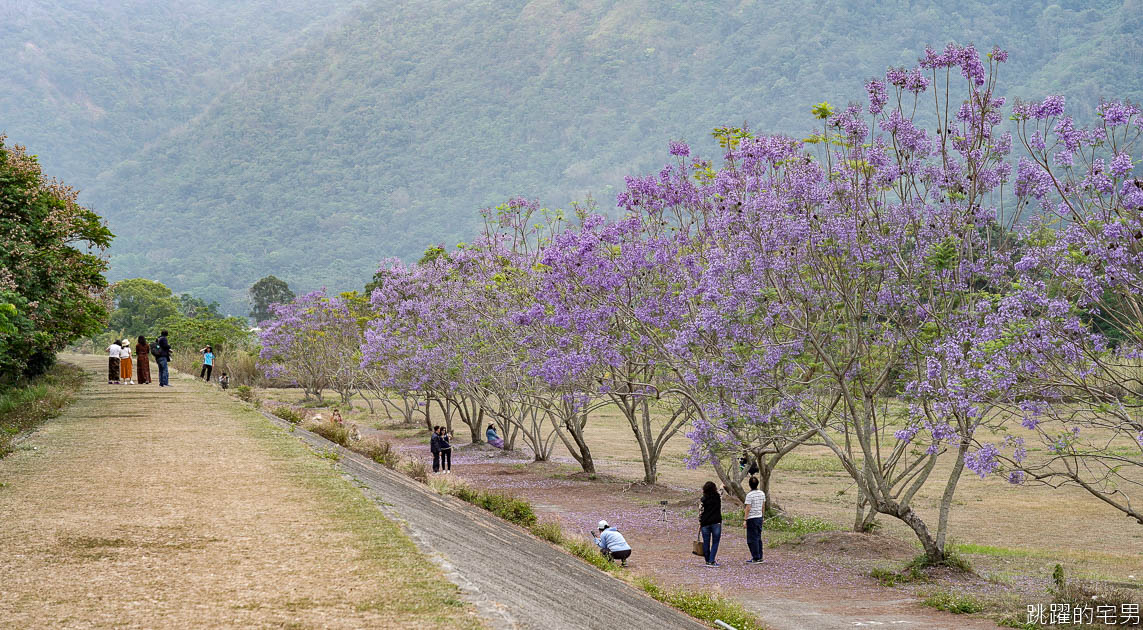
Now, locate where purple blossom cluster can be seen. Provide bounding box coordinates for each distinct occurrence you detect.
[258,44,1143,544]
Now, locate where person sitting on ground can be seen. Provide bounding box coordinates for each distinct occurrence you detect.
[218,372,229,389]
[331,409,343,425]
[593,520,632,567]
[485,424,504,449]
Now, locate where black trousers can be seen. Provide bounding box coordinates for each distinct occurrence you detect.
[603,548,631,561]
[432,450,440,472]
[440,448,451,470]
[200,364,212,380]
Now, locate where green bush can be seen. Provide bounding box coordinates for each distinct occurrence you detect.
[434,478,537,527]
[233,385,257,402]
[306,419,350,447]
[764,514,837,534]
[531,521,565,544]
[351,436,401,468]
[402,459,429,483]
[271,406,303,424]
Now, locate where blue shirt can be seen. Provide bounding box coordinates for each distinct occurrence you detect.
[594,528,631,552]
[203,352,214,366]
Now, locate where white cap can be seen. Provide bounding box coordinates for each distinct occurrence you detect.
[598,520,608,530]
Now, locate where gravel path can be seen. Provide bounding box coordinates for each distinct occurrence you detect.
[274,414,709,630]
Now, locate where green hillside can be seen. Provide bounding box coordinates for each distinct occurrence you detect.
[7,0,1143,314]
[0,0,361,183]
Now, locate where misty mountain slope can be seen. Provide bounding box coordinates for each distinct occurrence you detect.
[20,0,1143,313]
[0,0,363,183]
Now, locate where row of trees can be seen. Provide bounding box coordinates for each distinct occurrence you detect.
[258,45,1142,563]
[0,135,112,382]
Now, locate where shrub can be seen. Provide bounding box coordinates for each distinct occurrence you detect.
[764,514,837,535]
[432,477,537,527]
[272,406,304,424]
[634,576,767,630]
[403,459,429,483]
[871,564,926,587]
[531,521,565,544]
[306,419,350,447]
[233,385,256,403]
[351,436,401,468]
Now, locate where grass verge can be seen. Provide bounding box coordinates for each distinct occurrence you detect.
[635,576,769,630]
[242,407,479,627]
[0,362,86,457]
[430,476,537,527]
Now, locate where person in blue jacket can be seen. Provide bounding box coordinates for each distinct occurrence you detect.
[593,520,632,567]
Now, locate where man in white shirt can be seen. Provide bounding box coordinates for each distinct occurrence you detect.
[106,341,121,385]
[743,476,766,564]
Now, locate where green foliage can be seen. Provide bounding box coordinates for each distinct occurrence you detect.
[159,313,251,354]
[921,590,986,614]
[870,564,926,587]
[248,275,295,324]
[437,480,537,527]
[635,576,767,630]
[564,537,620,572]
[350,436,401,469]
[307,419,351,446]
[0,363,86,456]
[0,137,112,381]
[107,278,180,335]
[530,521,565,544]
[272,406,304,424]
[233,385,257,403]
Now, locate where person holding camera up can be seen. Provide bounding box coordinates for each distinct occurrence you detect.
[592,520,631,567]
[199,345,214,381]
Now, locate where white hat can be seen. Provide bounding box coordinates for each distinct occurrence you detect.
[597,520,608,530]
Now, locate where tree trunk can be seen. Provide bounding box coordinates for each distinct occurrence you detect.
[897,503,944,563]
[936,438,969,551]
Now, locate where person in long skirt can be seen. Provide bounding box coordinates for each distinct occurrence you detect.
[107,340,121,384]
[135,336,152,384]
[119,340,133,384]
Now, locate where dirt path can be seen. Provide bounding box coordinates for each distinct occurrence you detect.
[0,356,480,629]
[274,413,708,630]
[355,425,1007,630]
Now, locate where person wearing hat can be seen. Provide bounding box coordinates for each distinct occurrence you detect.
[592,520,632,567]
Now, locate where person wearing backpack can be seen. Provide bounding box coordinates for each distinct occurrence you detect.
[154,330,172,387]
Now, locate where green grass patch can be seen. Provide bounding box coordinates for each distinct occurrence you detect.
[0,362,86,457]
[432,477,537,527]
[635,576,768,630]
[531,520,565,544]
[775,454,847,472]
[763,513,838,534]
[921,589,985,614]
[565,536,621,573]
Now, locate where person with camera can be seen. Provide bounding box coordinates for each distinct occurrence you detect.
[592,520,631,567]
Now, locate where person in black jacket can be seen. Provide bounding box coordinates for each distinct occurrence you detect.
[155,330,172,387]
[699,481,723,567]
[430,426,441,473]
[439,427,452,474]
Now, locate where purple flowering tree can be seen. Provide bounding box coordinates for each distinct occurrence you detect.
[259,290,364,402]
[977,95,1143,524]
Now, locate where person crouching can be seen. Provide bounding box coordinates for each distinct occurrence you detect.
[593,520,632,567]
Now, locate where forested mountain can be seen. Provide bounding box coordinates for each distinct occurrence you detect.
[4,0,1142,314]
[0,0,362,182]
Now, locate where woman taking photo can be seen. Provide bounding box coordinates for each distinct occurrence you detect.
[699,481,723,567]
[199,345,214,381]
